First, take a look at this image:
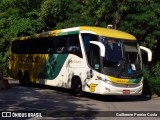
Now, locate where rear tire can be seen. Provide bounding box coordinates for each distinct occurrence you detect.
[18,71,24,86]
[23,72,30,86]
[71,77,83,97]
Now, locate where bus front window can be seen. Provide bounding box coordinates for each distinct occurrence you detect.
[103,39,123,67]
[101,36,142,79]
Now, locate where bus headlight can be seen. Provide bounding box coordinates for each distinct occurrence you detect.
[97,76,112,85]
[138,79,143,85]
[106,80,112,85]
[97,76,107,81]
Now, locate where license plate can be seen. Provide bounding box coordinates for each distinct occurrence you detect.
[123,90,130,94]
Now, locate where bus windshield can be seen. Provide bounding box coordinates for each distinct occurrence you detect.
[101,36,142,78]
[102,38,123,67]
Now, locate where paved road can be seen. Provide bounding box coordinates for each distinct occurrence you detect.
[0,79,160,120]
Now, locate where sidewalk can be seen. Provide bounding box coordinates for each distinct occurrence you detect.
[0,69,10,90]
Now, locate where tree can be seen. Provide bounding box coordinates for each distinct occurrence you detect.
[41,0,87,29]
[0,0,44,75]
[0,0,160,77]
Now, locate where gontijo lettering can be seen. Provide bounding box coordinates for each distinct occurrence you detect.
[20,56,40,63]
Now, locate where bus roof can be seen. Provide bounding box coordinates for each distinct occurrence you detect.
[80,26,136,40]
[13,26,136,41]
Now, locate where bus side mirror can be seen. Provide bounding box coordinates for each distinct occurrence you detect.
[89,41,105,57]
[140,46,152,62]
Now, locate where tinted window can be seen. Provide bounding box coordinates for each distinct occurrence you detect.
[89,44,100,71]
[68,34,82,57]
[11,34,82,58]
[82,34,99,52]
[11,37,55,54]
[81,34,99,64]
[54,36,67,54]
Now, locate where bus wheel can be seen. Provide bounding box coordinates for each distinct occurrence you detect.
[18,71,24,86]
[71,77,83,97]
[23,72,30,87]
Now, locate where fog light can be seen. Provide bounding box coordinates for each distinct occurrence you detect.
[138,79,143,85]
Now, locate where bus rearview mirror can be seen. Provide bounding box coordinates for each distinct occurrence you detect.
[140,46,152,62]
[89,41,105,57]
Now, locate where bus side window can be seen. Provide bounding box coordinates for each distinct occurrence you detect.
[68,34,82,58]
[57,47,65,53]
[69,46,78,53]
[89,44,100,71]
[11,41,21,54]
[54,36,67,54]
[81,33,99,66]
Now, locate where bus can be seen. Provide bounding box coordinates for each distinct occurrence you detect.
[9,26,152,96]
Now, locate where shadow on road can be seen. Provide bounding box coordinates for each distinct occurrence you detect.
[29,81,151,102]
[84,93,151,102]
[0,79,152,119]
[0,80,99,119]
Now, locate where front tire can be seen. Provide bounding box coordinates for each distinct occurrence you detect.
[71,77,83,97]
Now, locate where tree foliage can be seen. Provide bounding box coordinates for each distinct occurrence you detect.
[0,0,44,75]
[0,0,160,79]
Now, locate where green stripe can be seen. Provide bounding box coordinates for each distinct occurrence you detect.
[39,54,68,79]
[58,31,79,36]
[128,77,142,84]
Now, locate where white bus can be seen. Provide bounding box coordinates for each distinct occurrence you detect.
[9,26,152,96]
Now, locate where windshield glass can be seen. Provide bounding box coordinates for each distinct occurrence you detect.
[124,41,139,64]
[101,36,142,78]
[101,37,123,67]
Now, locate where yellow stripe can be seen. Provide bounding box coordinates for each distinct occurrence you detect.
[80,26,136,40]
[50,30,62,36]
[108,76,131,84]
